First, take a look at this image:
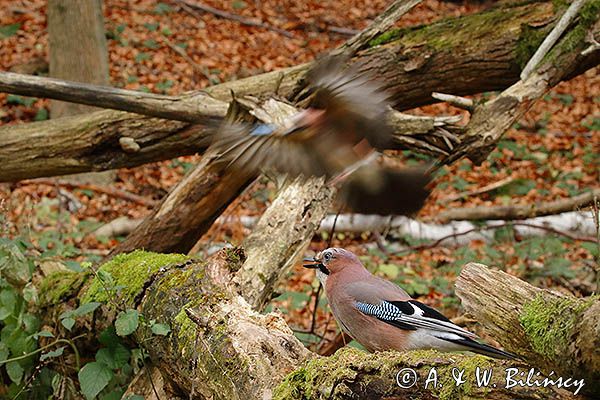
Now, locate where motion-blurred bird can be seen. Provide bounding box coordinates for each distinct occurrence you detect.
[304,248,517,359]
[211,55,430,215]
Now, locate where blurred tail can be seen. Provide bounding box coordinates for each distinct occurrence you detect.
[339,165,431,215]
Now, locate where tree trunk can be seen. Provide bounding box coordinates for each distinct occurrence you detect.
[1,0,597,182]
[47,0,115,184]
[47,0,109,117]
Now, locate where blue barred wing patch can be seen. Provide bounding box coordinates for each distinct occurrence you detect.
[355,301,403,320]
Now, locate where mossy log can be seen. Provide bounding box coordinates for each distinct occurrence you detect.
[456,262,599,396]
[1,0,598,182]
[37,251,589,399]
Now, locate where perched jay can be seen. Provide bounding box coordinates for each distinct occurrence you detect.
[304,248,516,359]
[211,55,430,216]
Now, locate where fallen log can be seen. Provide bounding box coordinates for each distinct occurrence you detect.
[456,262,600,396]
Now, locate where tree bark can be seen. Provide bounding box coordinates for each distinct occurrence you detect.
[445,4,600,165]
[0,71,226,123]
[235,176,334,310]
[456,262,600,396]
[0,110,210,181]
[0,108,459,182]
[1,0,597,182]
[109,97,301,256]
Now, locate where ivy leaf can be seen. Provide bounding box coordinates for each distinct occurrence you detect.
[6,361,23,384]
[61,317,76,331]
[115,309,139,336]
[78,362,113,400]
[95,344,131,369]
[0,288,17,319]
[33,330,54,339]
[0,342,9,362]
[73,302,101,317]
[151,323,171,336]
[40,346,65,361]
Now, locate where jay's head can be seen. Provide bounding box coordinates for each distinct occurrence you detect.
[303,247,364,284]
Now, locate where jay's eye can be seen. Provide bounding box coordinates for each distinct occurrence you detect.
[323,252,333,262]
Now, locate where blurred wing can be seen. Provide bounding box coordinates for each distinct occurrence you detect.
[211,122,332,177]
[338,165,431,215]
[307,55,393,149]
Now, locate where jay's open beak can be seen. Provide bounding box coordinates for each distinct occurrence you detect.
[303,257,321,269]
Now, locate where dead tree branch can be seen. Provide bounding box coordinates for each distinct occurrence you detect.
[21,178,157,207]
[173,0,295,38]
[337,0,422,54]
[0,71,226,123]
[37,250,578,399]
[436,188,600,222]
[520,0,587,80]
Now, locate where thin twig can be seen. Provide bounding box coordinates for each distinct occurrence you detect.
[340,0,422,54]
[161,35,212,80]
[21,179,157,207]
[442,176,516,202]
[581,30,600,55]
[308,283,322,334]
[326,26,359,36]
[174,0,294,38]
[520,0,587,79]
[432,92,474,112]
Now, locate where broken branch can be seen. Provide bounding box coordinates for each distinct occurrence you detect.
[436,188,600,222]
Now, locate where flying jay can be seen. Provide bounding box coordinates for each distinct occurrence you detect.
[210,55,430,216]
[304,247,516,359]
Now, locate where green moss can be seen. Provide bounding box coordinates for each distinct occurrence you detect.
[515,24,551,69]
[274,348,512,399]
[368,2,542,48]
[520,294,598,359]
[159,265,204,292]
[38,270,89,306]
[173,306,198,355]
[274,348,366,400]
[523,0,600,69]
[223,247,245,272]
[437,355,493,400]
[551,0,569,11]
[81,250,188,305]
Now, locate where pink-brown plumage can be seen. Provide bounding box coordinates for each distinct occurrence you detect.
[304,248,516,359]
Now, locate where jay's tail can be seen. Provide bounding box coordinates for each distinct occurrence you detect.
[443,337,519,360]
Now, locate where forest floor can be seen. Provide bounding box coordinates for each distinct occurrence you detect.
[1,0,599,357]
